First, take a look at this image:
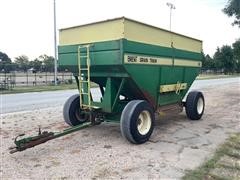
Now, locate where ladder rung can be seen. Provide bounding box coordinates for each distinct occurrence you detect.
[81,104,101,109]
[80,56,88,58]
[79,68,88,71]
[81,104,91,107]
[79,80,89,83]
[81,104,90,108]
[80,92,89,95]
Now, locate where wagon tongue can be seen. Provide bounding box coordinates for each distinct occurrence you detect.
[9,128,55,154]
[9,122,93,154]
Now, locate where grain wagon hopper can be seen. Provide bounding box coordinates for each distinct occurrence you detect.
[9,17,205,153]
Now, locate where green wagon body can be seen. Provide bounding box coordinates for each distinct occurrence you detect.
[58,17,202,121]
[9,17,205,153]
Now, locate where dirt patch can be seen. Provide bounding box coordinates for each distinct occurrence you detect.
[1,83,240,179]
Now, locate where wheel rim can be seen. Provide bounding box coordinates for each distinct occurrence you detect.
[137,110,152,135]
[197,97,204,114]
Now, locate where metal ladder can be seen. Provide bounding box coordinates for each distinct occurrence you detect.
[77,45,91,110]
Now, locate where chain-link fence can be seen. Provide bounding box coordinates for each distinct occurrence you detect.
[200,68,225,74]
[0,71,74,90]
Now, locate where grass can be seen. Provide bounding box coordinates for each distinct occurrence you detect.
[182,133,240,180]
[1,83,77,94]
[1,82,99,94]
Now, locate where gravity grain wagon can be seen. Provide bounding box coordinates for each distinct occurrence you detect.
[9,17,205,153]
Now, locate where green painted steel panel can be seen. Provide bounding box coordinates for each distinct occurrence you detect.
[122,40,201,108]
[58,40,121,54]
[123,64,159,106]
[58,38,202,113]
[58,39,202,68]
[59,50,121,66]
[122,39,202,60]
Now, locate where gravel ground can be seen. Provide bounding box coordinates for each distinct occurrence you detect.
[1,83,240,179]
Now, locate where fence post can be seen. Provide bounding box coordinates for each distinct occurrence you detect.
[45,71,47,85]
[35,72,37,86]
[4,70,8,90]
[26,71,28,86]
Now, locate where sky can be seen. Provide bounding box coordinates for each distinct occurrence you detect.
[0,0,239,60]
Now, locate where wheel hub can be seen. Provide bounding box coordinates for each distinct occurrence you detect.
[137,110,151,135]
[197,97,204,114]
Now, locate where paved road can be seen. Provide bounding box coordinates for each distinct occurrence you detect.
[1,77,239,114]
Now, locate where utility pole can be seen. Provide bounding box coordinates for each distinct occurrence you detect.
[166,2,176,32]
[53,0,58,85]
[167,2,176,47]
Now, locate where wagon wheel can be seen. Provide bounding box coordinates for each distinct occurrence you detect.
[63,94,89,126]
[185,91,205,120]
[120,100,155,144]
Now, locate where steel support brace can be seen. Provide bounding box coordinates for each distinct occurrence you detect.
[112,78,125,111]
[101,77,125,113]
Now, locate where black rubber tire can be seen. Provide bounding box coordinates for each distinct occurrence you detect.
[63,94,88,126]
[120,100,155,144]
[185,91,205,120]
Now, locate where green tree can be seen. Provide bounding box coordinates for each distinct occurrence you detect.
[213,47,223,70]
[232,39,240,72]
[29,58,42,72]
[14,55,30,72]
[0,51,12,72]
[201,52,207,67]
[202,53,215,69]
[213,46,235,74]
[223,0,240,27]
[38,54,55,72]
